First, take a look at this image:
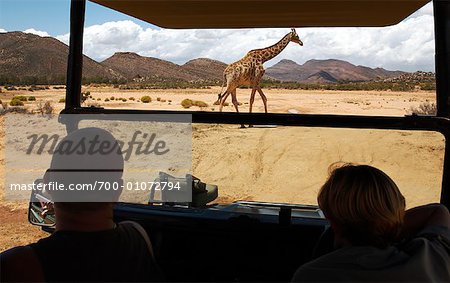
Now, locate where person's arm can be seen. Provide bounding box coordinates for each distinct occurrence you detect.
[401,203,450,239]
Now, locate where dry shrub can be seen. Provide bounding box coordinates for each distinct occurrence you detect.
[59,98,66,103]
[410,102,437,115]
[14,96,28,102]
[213,100,230,106]
[10,98,24,106]
[193,100,208,108]
[104,98,110,102]
[181,99,208,109]
[181,99,193,108]
[129,97,135,101]
[141,96,152,103]
[37,101,53,115]
[28,96,36,101]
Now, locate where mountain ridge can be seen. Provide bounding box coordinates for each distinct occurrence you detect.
[265,58,405,83]
[0,31,123,83]
[0,32,410,85]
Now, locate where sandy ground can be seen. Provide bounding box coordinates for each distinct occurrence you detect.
[0,86,442,252]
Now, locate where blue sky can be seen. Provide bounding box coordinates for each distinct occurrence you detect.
[0,0,436,72]
[0,0,156,36]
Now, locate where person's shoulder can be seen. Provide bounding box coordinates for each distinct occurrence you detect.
[1,245,35,266]
[404,224,450,258]
[291,248,358,282]
[0,245,45,282]
[415,224,450,241]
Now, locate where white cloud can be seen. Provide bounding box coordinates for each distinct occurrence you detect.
[23,28,50,37]
[55,2,434,72]
[0,28,6,33]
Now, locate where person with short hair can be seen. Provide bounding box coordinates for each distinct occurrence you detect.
[292,164,450,282]
[1,128,163,282]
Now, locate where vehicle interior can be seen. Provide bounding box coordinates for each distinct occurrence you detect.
[27,0,449,281]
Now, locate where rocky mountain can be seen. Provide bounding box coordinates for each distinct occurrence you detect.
[0,32,410,85]
[101,52,200,82]
[181,58,227,81]
[266,59,405,83]
[0,31,121,83]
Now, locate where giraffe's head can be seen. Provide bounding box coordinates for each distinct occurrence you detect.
[290,28,303,46]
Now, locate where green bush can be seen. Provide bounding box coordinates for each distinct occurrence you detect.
[110,96,115,100]
[129,97,135,101]
[14,95,28,101]
[10,98,24,106]
[181,99,193,108]
[105,98,110,102]
[141,96,152,103]
[28,96,36,101]
[193,100,208,108]
[181,99,208,108]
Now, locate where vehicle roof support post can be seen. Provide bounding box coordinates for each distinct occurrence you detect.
[442,134,450,209]
[65,0,86,109]
[433,0,450,117]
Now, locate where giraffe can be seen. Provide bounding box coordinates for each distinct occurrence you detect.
[216,28,303,118]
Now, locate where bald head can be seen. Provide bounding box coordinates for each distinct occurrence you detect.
[46,127,124,205]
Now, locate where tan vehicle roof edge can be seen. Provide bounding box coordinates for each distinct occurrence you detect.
[89,0,430,29]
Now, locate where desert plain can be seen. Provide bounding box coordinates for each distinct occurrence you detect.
[0,86,443,251]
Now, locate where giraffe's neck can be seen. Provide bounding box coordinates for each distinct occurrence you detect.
[256,33,291,62]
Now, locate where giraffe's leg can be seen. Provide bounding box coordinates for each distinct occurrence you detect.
[249,88,257,113]
[231,90,239,113]
[219,91,231,112]
[248,88,257,128]
[257,87,268,113]
[219,84,236,111]
[230,90,246,128]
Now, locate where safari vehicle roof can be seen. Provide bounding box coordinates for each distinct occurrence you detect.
[90,0,429,28]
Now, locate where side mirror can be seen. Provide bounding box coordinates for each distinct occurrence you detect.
[28,179,56,227]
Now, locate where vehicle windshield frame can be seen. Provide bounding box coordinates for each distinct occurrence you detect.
[61,0,450,208]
